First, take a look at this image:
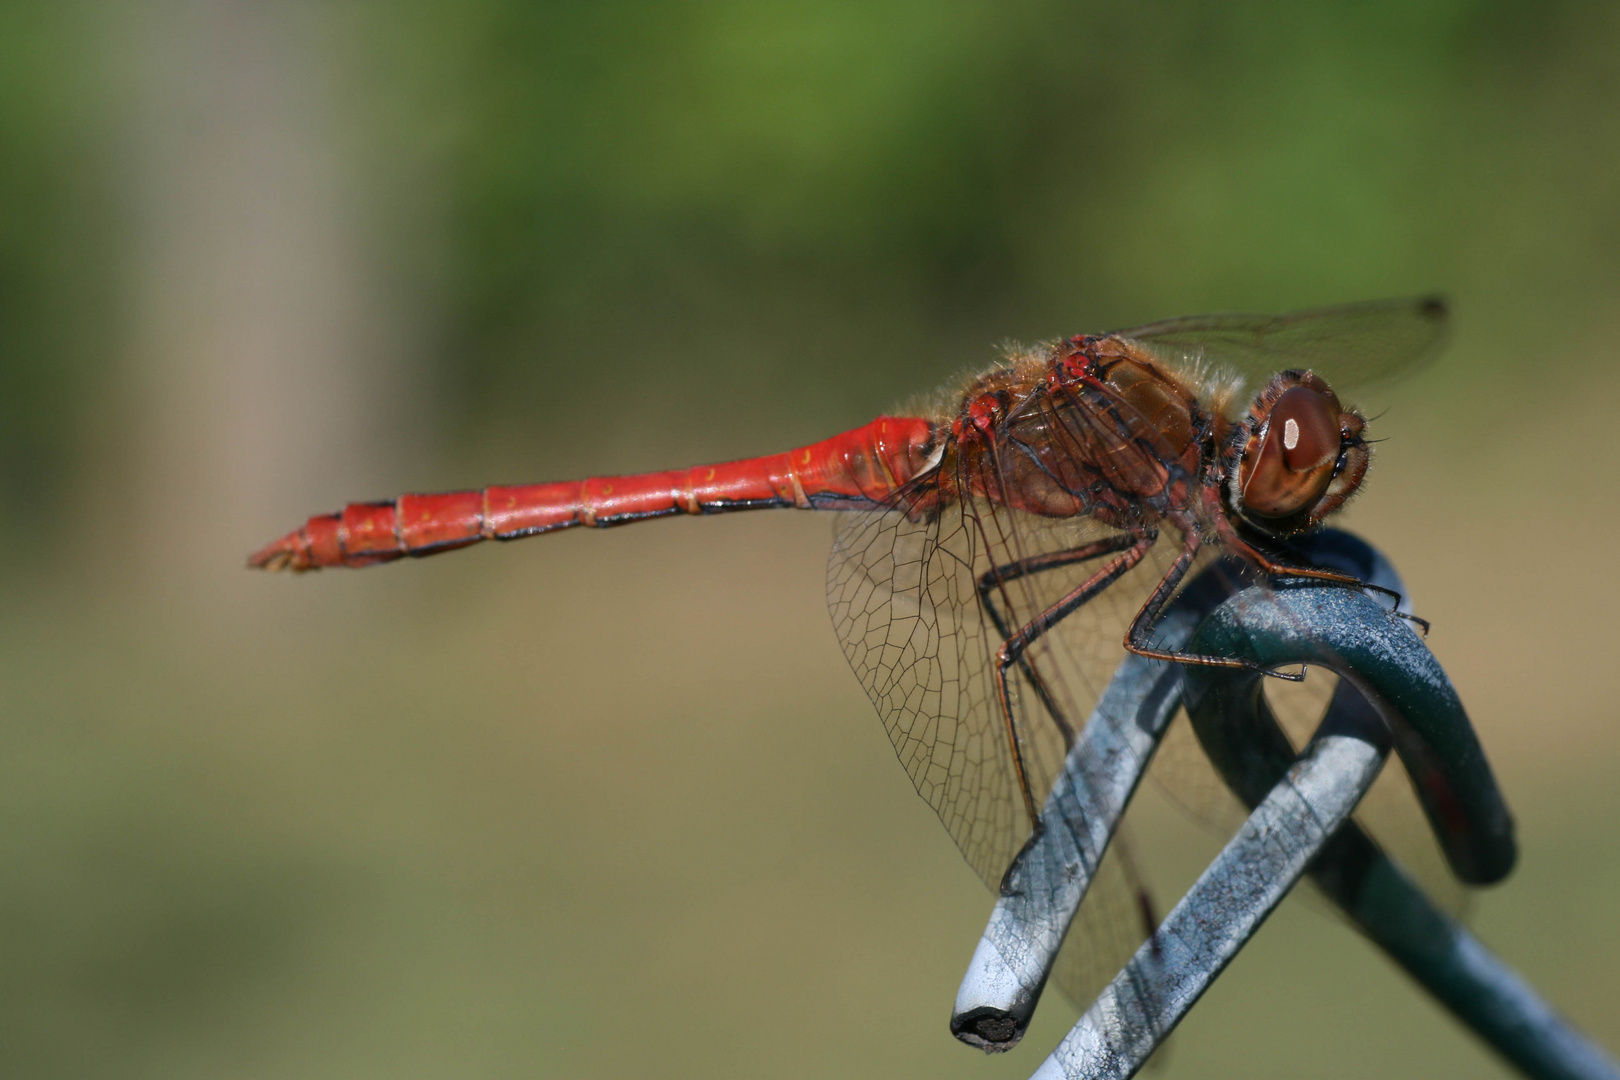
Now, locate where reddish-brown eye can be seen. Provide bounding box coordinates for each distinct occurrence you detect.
[1240,386,1342,519]
[1273,386,1340,472]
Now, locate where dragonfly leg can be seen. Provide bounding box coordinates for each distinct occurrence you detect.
[1121,525,1330,680]
[1214,515,1407,609]
[978,535,1141,748]
[977,535,1141,638]
[1119,528,1297,678]
[993,535,1157,829]
[1221,516,1430,632]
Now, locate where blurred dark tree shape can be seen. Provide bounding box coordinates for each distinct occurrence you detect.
[0,5,117,556]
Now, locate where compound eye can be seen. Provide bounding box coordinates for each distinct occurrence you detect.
[1241,386,1342,519]
[1273,386,1340,473]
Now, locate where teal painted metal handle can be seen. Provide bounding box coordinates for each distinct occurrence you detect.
[1183,576,1514,884]
[1182,537,1613,1080]
[1317,818,1618,1080]
[956,530,1615,1079]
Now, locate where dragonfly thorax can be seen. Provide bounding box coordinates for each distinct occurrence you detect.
[951,389,1014,445]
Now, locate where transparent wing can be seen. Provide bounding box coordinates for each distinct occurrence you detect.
[1117,295,1449,393]
[826,466,1204,1006]
[827,493,1163,887]
[1050,817,1182,1009]
[826,493,1022,886]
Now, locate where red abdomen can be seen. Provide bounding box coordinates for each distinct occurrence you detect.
[249,416,938,571]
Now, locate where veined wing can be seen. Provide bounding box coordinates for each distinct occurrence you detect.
[1117,295,1449,394]
[825,359,1221,1008]
[825,356,1209,893]
[827,485,1204,1005]
[827,493,1184,884]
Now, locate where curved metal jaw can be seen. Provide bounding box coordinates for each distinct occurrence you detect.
[952,529,1615,1080]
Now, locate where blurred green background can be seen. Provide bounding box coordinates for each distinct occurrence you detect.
[2,2,1617,1077]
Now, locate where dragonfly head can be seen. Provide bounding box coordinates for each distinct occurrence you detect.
[1230,370,1368,536]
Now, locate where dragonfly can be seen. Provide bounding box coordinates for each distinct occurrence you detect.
[249,295,1450,1009]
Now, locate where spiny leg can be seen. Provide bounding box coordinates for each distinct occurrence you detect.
[1120,525,1321,679]
[993,535,1157,829]
[976,537,1142,627]
[1218,516,1430,633]
[1214,515,1412,611]
[977,535,1140,748]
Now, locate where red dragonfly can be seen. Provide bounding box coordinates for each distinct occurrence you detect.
[250,296,1448,1005]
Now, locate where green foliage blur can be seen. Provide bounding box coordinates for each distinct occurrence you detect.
[0,5,115,549]
[359,0,1615,451]
[7,1,1620,561]
[1,3,1617,1079]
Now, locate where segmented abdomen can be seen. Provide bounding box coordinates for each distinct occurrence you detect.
[249,415,937,571]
